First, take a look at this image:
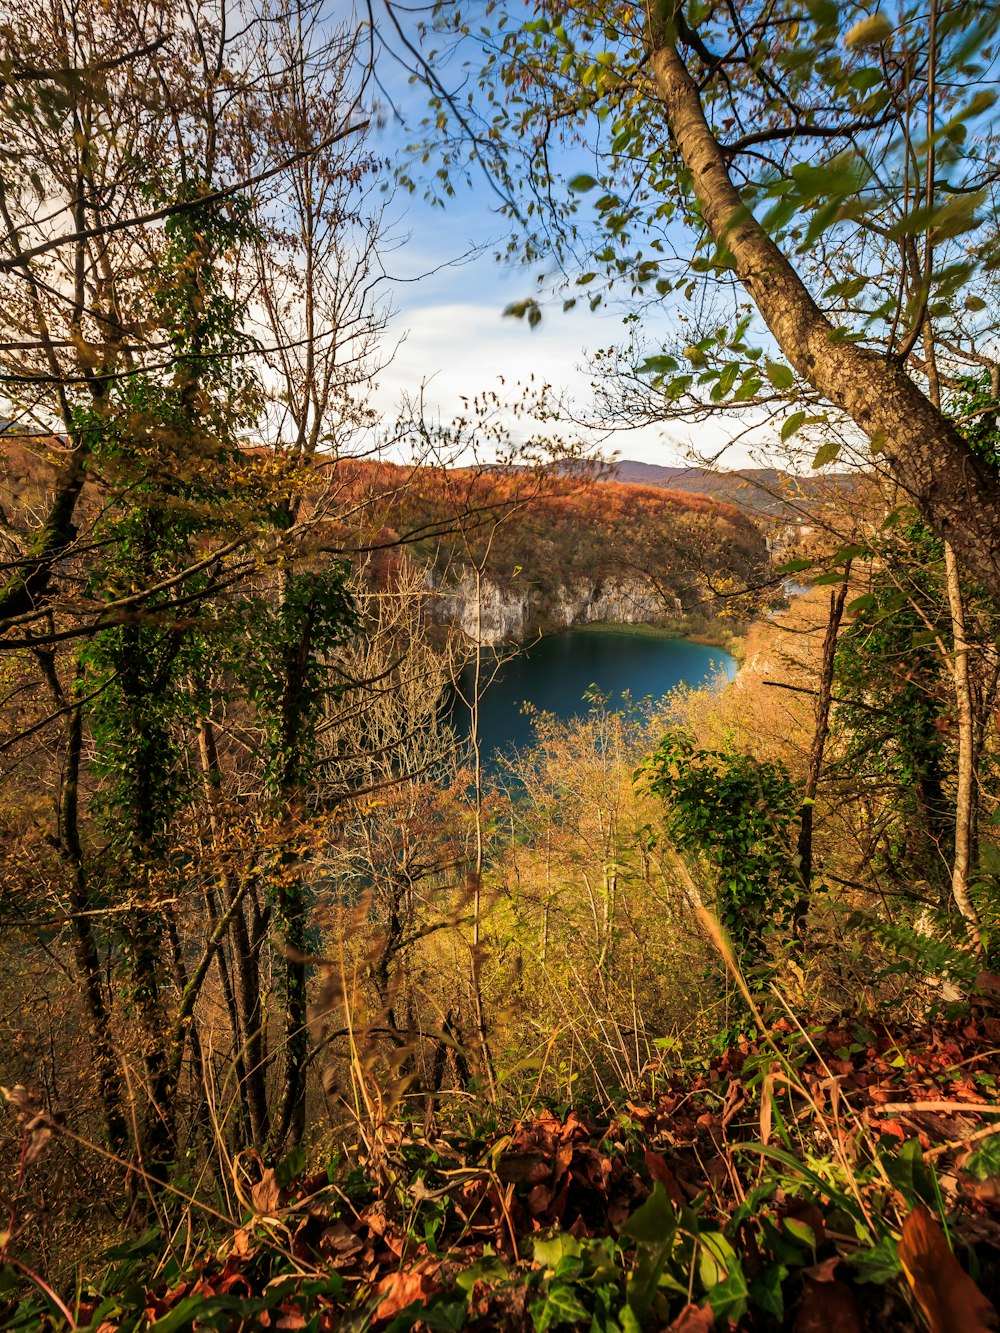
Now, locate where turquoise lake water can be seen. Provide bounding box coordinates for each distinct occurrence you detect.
[454,628,736,765]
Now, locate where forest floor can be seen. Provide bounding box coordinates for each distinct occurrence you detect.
[8,1008,1000,1332]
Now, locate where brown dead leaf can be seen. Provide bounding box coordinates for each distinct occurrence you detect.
[251,1168,282,1216]
[275,1308,307,1329]
[898,1203,998,1333]
[526,1182,554,1216]
[231,1227,253,1257]
[960,1175,1000,1203]
[975,972,1000,1003]
[372,1257,443,1323]
[495,1151,550,1185]
[794,1278,862,1332]
[668,1302,716,1331]
[804,1256,841,1283]
[644,1148,685,1205]
[876,1118,907,1141]
[320,1220,364,1259]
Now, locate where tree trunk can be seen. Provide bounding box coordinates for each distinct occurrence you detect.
[649,42,1000,605]
[57,671,129,1152]
[794,568,851,931]
[197,716,270,1149]
[944,543,985,946]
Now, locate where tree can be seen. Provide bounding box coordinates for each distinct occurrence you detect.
[403,0,1000,600]
[0,0,395,1186]
[0,0,371,646]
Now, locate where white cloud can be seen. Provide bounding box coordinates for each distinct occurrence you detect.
[372,296,772,469]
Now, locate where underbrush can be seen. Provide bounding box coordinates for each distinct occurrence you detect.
[4,1012,1000,1331]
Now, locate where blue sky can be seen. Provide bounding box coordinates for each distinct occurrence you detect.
[363,11,772,470]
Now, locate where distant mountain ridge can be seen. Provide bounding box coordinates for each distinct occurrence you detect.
[609,459,857,520]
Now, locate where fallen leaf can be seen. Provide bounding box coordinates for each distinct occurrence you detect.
[251,1168,282,1216]
[668,1303,715,1331]
[898,1203,998,1333]
[804,1256,842,1283]
[794,1278,862,1332]
[877,1118,907,1141]
[373,1258,443,1323]
[320,1220,364,1258]
[526,1182,553,1215]
[975,972,1000,1002]
[275,1307,307,1329]
[1,1084,56,1166]
[644,1148,685,1204]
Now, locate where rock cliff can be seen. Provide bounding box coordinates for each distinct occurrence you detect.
[429,571,683,647]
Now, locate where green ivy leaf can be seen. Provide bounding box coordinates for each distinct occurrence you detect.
[620,1182,678,1318]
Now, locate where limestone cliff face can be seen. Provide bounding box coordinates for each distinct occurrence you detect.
[430,572,682,647]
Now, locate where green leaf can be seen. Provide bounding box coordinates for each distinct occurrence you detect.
[568,173,599,193]
[813,440,841,467]
[619,1306,644,1333]
[150,1295,236,1332]
[847,1234,900,1283]
[965,1134,1000,1180]
[717,362,741,397]
[765,360,795,390]
[637,354,679,376]
[529,1282,591,1332]
[783,1217,817,1249]
[781,411,807,441]
[750,1263,787,1320]
[833,543,868,561]
[420,1299,468,1332]
[455,1256,510,1293]
[533,1233,582,1270]
[699,1233,749,1321]
[620,1182,678,1318]
[733,376,763,401]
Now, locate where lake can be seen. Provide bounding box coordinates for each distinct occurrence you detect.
[454,628,736,765]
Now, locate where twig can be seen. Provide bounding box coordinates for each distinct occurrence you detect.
[872,1101,999,1115]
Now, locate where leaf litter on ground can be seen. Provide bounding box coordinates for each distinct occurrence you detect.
[8,1014,1000,1332]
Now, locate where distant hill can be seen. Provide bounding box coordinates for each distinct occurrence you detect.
[610,460,858,521]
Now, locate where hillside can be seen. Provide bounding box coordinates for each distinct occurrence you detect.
[0,441,769,646]
[329,461,770,642]
[610,459,859,522]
